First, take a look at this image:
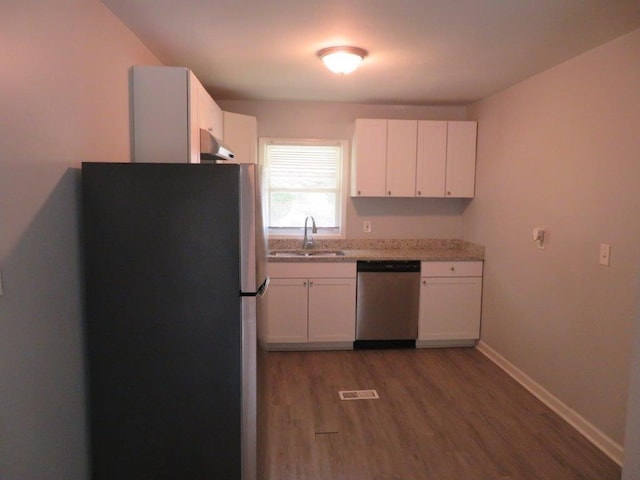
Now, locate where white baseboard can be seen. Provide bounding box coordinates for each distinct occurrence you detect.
[476,340,624,466]
[259,340,353,352]
[416,339,477,348]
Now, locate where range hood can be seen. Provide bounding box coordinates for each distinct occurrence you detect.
[200,129,236,162]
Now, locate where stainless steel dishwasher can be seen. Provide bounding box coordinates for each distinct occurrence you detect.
[355,260,420,348]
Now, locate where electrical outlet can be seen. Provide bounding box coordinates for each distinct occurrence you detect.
[363,220,372,233]
[599,244,611,266]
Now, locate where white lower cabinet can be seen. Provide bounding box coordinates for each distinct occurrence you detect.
[261,262,357,350]
[263,278,308,344]
[418,261,483,347]
[308,278,357,343]
[263,260,482,350]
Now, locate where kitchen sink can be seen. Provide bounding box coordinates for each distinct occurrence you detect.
[270,250,346,258]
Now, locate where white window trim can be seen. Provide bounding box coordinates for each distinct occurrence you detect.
[259,137,349,239]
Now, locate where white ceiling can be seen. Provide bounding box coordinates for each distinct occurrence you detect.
[102,0,640,105]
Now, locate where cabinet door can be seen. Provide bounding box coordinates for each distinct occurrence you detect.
[197,82,223,140]
[386,120,417,197]
[188,72,201,164]
[307,278,356,343]
[416,121,447,196]
[418,276,482,341]
[351,119,387,197]
[445,121,477,197]
[132,66,191,163]
[262,278,308,343]
[223,111,258,164]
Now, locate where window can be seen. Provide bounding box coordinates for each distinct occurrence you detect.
[261,138,347,237]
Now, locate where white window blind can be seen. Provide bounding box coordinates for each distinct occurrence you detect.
[264,141,344,232]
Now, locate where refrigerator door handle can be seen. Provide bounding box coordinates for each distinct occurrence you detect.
[257,277,270,297]
[240,277,270,297]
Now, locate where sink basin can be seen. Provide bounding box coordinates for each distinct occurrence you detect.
[270,250,346,258]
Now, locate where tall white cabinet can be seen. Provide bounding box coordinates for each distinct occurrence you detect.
[132,66,223,163]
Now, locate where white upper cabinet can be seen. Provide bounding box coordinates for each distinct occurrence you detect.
[132,66,223,163]
[197,82,223,140]
[445,121,477,197]
[351,119,387,196]
[386,120,418,197]
[352,118,477,198]
[416,121,448,197]
[416,120,478,198]
[223,111,258,164]
[351,118,416,197]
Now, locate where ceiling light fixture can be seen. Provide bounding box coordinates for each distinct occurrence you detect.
[317,46,368,75]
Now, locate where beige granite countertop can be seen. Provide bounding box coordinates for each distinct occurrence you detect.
[267,238,484,263]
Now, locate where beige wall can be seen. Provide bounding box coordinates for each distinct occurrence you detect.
[0,1,160,478]
[219,100,468,239]
[464,29,640,447]
[623,290,640,479]
[2,1,636,476]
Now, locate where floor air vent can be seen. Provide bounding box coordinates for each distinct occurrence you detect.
[339,389,379,400]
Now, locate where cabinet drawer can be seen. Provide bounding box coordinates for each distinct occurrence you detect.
[268,261,356,278]
[421,261,483,277]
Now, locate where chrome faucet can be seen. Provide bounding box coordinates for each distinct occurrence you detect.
[302,216,317,249]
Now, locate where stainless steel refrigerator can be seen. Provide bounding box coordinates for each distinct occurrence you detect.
[81,162,267,480]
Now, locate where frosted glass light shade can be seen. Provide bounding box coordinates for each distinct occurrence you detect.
[318,46,367,75]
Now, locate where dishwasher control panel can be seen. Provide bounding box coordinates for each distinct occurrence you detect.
[356,260,420,273]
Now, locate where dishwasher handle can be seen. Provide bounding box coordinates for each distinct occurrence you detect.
[356,260,420,273]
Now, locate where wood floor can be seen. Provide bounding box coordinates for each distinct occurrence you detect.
[258,347,621,480]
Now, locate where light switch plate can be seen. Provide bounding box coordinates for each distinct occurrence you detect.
[599,244,611,266]
[363,220,372,233]
[532,227,546,249]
